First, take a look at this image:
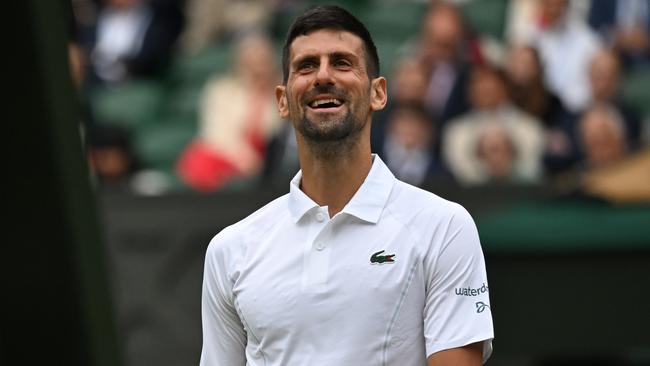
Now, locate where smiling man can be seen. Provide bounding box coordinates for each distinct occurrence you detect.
[199,5,493,366]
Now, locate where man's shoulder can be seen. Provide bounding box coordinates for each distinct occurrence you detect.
[206,193,290,254]
[388,179,470,222]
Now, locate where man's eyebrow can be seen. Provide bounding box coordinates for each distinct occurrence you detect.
[329,51,358,61]
[292,51,360,68]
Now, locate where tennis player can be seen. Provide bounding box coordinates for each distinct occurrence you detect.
[200,5,493,365]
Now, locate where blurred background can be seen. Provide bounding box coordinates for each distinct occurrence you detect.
[6,0,650,365]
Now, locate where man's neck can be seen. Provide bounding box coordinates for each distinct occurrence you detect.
[297,138,373,218]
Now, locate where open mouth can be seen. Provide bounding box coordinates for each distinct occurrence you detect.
[307,98,344,110]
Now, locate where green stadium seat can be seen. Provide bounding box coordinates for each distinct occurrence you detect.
[460,0,508,40]
[621,66,650,120]
[91,80,165,127]
[167,43,233,88]
[160,85,202,126]
[362,2,426,43]
[133,121,197,172]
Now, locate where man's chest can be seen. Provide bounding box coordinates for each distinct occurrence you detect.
[231,218,428,355]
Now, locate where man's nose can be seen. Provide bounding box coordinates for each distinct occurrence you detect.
[315,62,334,86]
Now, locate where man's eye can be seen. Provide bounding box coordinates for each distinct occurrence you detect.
[298,62,316,71]
[334,59,351,68]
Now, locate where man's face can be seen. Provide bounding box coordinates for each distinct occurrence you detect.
[423,8,463,64]
[470,69,507,110]
[276,29,386,146]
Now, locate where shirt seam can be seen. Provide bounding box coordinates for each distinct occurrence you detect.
[233,297,268,366]
[383,204,427,252]
[381,204,427,366]
[381,259,419,366]
[228,211,291,366]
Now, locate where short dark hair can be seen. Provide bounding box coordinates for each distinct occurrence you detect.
[281,5,380,84]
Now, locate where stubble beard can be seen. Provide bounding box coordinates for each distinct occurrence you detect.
[290,86,370,160]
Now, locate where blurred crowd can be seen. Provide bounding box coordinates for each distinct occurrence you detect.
[68,0,650,201]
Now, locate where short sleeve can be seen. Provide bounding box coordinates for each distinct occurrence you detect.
[199,232,247,366]
[423,204,494,363]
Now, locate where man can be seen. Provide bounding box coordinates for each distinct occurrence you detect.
[200,6,493,366]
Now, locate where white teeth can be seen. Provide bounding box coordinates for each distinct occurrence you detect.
[309,98,342,107]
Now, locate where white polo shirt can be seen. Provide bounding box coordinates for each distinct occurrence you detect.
[200,155,494,366]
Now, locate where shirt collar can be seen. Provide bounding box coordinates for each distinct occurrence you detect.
[288,154,396,224]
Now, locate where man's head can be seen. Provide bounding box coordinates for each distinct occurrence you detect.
[579,104,628,168]
[388,102,434,151]
[392,57,428,103]
[234,32,277,83]
[422,4,465,65]
[469,65,509,111]
[476,123,517,181]
[276,6,387,158]
[506,45,543,86]
[540,0,569,27]
[281,6,379,84]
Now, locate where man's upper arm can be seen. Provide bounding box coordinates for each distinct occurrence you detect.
[199,233,247,366]
[427,341,483,366]
[423,204,494,363]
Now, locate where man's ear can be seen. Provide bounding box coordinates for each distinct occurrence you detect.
[276,85,289,119]
[370,76,387,112]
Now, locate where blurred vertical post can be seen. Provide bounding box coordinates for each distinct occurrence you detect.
[3,1,121,365]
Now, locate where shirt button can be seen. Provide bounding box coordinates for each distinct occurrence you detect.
[315,242,325,251]
[315,212,325,222]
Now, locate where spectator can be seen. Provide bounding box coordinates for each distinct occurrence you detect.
[534,0,602,113]
[180,0,271,52]
[505,44,574,174]
[177,33,283,192]
[419,3,473,123]
[475,123,519,184]
[505,44,566,128]
[379,102,450,186]
[87,125,140,191]
[588,0,650,69]
[390,57,429,105]
[587,49,642,149]
[505,0,591,44]
[371,57,429,156]
[577,104,629,170]
[442,65,545,185]
[547,48,646,175]
[84,0,184,84]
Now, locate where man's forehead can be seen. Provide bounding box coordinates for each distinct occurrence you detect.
[288,29,365,61]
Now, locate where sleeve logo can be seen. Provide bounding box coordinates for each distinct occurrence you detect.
[454,283,489,296]
[475,301,491,313]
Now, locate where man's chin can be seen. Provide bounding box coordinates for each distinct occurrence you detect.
[302,127,351,143]
[298,118,353,143]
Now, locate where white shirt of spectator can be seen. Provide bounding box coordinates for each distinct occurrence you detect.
[92,4,152,82]
[535,16,602,113]
[200,155,494,366]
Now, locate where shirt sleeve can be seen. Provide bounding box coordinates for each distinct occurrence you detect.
[199,232,247,366]
[423,203,494,363]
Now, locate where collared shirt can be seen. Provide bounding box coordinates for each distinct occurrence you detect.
[200,155,494,366]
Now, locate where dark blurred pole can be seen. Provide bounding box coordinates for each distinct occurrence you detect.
[3,1,120,365]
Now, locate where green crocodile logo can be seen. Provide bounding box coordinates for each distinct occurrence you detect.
[370,250,395,264]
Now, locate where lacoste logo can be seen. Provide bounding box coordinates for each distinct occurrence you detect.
[370,250,395,264]
[475,302,491,313]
